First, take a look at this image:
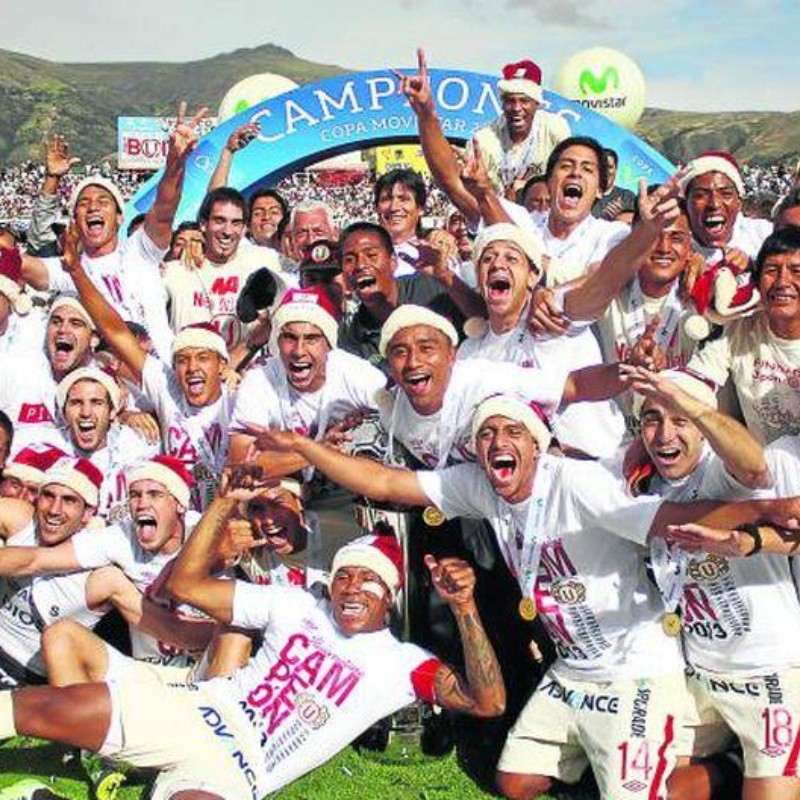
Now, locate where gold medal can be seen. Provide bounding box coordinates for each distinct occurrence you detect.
[519,597,537,621]
[422,506,446,527]
[662,612,681,638]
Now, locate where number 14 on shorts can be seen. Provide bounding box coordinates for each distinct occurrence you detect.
[617,740,654,792]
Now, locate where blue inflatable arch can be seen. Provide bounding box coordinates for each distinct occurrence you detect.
[126,68,674,227]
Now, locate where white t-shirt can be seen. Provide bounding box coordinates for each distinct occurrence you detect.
[0,351,70,455]
[652,450,800,675]
[417,455,680,682]
[596,281,696,370]
[458,318,626,458]
[692,213,772,265]
[381,358,565,468]
[201,583,439,797]
[163,246,286,349]
[0,524,101,679]
[532,214,629,286]
[688,313,800,444]
[231,350,385,440]
[140,354,233,510]
[44,227,173,362]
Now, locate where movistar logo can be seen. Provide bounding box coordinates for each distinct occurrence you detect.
[579,67,620,96]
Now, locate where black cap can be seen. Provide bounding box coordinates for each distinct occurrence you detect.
[236,267,280,323]
[299,240,341,277]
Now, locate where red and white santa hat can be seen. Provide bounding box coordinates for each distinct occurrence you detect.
[172,322,228,362]
[498,60,544,103]
[270,286,339,349]
[472,394,552,454]
[679,151,745,198]
[127,455,194,509]
[56,366,122,413]
[3,444,67,486]
[0,248,32,316]
[378,304,459,357]
[49,297,96,331]
[631,368,718,420]
[68,176,126,216]
[330,531,403,599]
[43,457,104,507]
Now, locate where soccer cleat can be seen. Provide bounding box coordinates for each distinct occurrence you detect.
[80,749,128,800]
[0,779,66,799]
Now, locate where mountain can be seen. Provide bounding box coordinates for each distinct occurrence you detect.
[0,44,346,163]
[0,44,797,167]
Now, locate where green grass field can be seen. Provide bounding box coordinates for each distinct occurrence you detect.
[0,736,593,799]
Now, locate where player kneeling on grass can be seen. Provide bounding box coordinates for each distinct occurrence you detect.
[0,468,505,800]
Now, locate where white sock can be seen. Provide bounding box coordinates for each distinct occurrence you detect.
[0,691,17,740]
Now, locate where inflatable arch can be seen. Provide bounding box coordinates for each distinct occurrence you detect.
[126,68,674,226]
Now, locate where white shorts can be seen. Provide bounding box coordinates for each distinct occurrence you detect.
[498,669,689,798]
[99,663,263,800]
[685,666,800,778]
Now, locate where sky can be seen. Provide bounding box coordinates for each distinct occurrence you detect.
[2,0,798,113]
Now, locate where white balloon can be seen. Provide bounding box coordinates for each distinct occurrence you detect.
[553,47,646,129]
[217,73,299,122]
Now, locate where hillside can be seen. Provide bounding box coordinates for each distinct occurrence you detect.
[0,44,345,163]
[0,43,797,166]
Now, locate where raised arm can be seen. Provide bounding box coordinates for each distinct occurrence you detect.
[562,174,683,322]
[394,49,481,225]
[245,428,431,506]
[207,122,260,193]
[61,224,147,381]
[427,556,505,717]
[143,102,208,249]
[166,495,239,623]
[21,134,82,287]
[0,498,35,540]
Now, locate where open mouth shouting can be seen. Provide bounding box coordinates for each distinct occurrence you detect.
[401,368,432,398]
[184,373,207,399]
[487,450,518,492]
[701,212,730,243]
[559,180,585,212]
[135,512,160,546]
[287,359,316,389]
[51,336,76,368]
[485,269,512,305]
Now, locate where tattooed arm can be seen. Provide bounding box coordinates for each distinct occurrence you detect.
[426,556,505,717]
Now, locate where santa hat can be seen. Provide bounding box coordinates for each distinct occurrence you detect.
[0,248,32,316]
[471,394,552,453]
[68,176,126,216]
[631,368,718,420]
[172,322,228,361]
[3,444,67,486]
[43,457,104,507]
[683,260,761,341]
[127,455,194,509]
[472,223,544,274]
[498,60,544,103]
[57,366,122,413]
[378,304,459,358]
[49,297,96,331]
[270,286,338,349]
[679,151,745,198]
[330,531,403,600]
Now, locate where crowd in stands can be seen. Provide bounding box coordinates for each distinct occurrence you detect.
[1,50,800,800]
